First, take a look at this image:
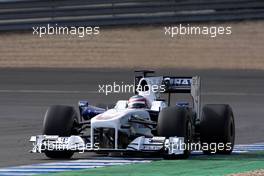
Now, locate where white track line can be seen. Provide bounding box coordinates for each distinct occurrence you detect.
[0,169,72,172]
[0,89,97,94]
[203,92,264,96]
[69,159,151,163]
[15,166,103,169]
[234,144,264,151]
[36,162,127,166]
[0,158,152,176]
[0,173,36,176]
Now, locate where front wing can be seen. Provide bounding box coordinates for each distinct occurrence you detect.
[30,135,185,155]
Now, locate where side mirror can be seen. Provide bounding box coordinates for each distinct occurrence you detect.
[78,100,89,107]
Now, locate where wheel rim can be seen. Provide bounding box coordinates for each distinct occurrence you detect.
[187,121,192,142]
[185,120,192,154]
[229,116,235,145]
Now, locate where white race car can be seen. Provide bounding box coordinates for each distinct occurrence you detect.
[30,70,235,159]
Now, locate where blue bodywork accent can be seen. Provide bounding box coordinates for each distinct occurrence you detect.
[176,101,189,107]
[78,101,105,120]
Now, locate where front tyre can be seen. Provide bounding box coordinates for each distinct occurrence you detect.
[43,105,79,159]
[157,107,193,159]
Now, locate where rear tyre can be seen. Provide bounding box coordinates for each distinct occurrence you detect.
[43,105,79,159]
[200,104,235,154]
[157,107,193,159]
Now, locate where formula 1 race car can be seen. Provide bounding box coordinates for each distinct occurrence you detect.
[30,70,235,159]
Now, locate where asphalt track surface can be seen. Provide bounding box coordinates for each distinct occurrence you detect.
[0,68,263,167]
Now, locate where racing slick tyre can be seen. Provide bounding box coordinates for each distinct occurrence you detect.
[157,106,193,159]
[200,104,235,155]
[43,105,79,159]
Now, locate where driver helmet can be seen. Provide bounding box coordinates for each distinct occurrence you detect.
[128,95,147,109]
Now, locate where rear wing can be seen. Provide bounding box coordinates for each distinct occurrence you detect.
[133,71,201,119]
[163,77,192,93]
[163,76,201,119]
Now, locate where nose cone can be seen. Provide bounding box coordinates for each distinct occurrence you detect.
[94,110,120,120]
[91,109,127,129]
